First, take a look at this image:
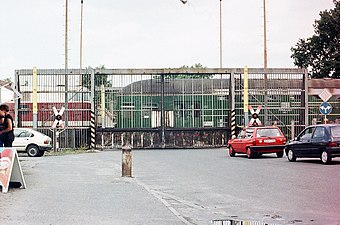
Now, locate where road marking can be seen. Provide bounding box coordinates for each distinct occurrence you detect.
[134,179,193,225]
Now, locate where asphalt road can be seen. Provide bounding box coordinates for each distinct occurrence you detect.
[1,149,340,225]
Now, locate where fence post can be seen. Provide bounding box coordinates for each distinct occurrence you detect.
[53,128,57,152]
[291,120,295,141]
[90,68,96,149]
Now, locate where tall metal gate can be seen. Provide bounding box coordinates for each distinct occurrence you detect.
[89,68,309,149]
[14,68,92,149]
[233,68,308,140]
[14,67,339,149]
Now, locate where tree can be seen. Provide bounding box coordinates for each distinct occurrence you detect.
[291,1,340,78]
[81,65,113,107]
[82,65,112,88]
[157,63,213,79]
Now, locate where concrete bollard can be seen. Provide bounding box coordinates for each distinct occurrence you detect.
[122,144,132,177]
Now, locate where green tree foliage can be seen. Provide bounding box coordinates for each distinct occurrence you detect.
[81,65,113,108]
[82,65,112,88]
[157,63,213,79]
[291,1,339,78]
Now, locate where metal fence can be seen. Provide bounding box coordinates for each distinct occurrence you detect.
[14,68,91,149]
[233,68,308,140]
[14,67,340,149]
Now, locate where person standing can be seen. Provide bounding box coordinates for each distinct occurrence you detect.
[0,110,5,147]
[0,104,15,147]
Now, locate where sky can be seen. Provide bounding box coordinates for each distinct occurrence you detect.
[0,0,336,81]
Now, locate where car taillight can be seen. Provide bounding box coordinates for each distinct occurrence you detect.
[44,140,50,144]
[327,142,337,147]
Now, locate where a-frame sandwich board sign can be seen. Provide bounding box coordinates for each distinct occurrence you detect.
[0,148,26,193]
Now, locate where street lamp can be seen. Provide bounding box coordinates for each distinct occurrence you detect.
[263,0,268,125]
[65,0,69,128]
[179,0,223,68]
[219,0,222,68]
[80,0,84,71]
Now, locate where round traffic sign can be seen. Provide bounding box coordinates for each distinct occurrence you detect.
[319,102,332,115]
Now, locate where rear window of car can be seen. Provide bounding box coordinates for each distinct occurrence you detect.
[330,126,340,138]
[256,128,282,137]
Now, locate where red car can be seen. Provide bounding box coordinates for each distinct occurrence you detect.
[228,126,286,158]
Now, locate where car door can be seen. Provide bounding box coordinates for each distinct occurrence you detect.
[241,128,254,153]
[13,129,31,152]
[232,130,246,152]
[310,126,328,156]
[292,127,315,157]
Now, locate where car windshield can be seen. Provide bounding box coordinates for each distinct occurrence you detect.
[256,128,281,137]
[330,126,340,138]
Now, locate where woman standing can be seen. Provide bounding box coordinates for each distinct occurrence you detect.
[0,104,15,147]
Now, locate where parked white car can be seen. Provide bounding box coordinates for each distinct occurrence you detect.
[13,128,52,157]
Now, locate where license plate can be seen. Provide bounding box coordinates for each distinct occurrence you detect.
[264,139,276,143]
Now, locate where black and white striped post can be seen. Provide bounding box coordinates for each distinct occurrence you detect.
[90,110,96,149]
[90,68,96,149]
[230,109,236,137]
[230,70,236,138]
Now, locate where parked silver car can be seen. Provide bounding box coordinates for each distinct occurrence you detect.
[13,128,52,157]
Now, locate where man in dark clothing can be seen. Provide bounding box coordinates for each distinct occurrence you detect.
[0,104,15,147]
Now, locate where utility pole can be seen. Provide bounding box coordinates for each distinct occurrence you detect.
[64,0,69,128]
[219,0,223,68]
[263,0,268,71]
[161,74,165,148]
[80,0,84,71]
[263,0,268,125]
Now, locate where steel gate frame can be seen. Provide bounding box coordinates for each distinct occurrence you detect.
[14,67,340,150]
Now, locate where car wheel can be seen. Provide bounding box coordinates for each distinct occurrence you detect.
[276,151,284,158]
[287,149,296,162]
[321,150,332,165]
[247,148,253,159]
[229,146,236,157]
[27,145,41,157]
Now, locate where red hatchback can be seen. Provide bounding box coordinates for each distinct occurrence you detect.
[228,126,286,158]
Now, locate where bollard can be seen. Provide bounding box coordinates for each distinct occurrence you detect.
[122,145,132,177]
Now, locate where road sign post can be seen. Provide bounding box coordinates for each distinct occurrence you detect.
[319,102,332,124]
[51,106,65,151]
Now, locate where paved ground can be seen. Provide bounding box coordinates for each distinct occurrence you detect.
[0,151,186,225]
[1,149,340,225]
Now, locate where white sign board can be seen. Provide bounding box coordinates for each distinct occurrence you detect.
[319,89,332,102]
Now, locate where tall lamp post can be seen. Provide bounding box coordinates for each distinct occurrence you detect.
[80,0,84,71]
[263,0,268,125]
[180,0,223,68]
[219,0,222,68]
[65,0,69,128]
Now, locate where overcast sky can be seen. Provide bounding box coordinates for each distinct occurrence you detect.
[0,0,336,80]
